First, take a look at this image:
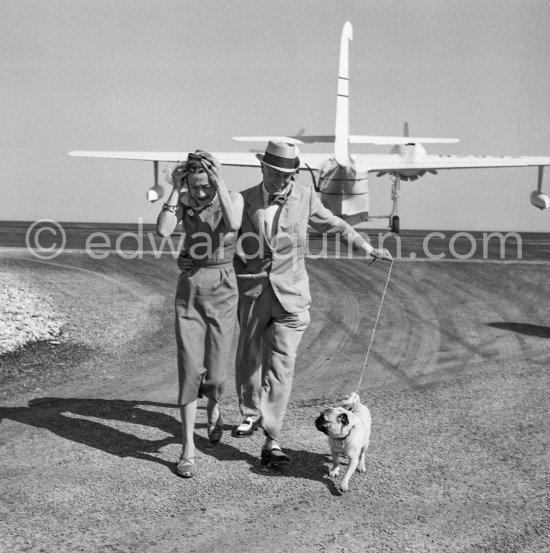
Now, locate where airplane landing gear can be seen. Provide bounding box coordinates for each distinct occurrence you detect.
[390,174,401,234]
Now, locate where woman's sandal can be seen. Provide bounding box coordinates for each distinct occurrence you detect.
[207,413,224,444]
[176,456,196,478]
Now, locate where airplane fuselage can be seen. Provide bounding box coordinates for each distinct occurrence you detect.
[317,157,369,223]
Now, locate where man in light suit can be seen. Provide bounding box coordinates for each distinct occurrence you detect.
[234,141,392,466]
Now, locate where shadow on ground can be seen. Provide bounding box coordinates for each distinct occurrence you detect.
[487,322,550,338]
[0,396,337,490]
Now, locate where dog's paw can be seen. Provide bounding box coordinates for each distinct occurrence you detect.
[357,463,367,473]
[339,481,349,493]
[329,466,340,478]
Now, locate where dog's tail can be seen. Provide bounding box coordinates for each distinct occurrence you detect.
[341,392,360,410]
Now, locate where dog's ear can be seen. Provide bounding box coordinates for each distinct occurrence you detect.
[337,412,349,426]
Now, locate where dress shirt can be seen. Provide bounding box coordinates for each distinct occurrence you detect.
[261,183,291,242]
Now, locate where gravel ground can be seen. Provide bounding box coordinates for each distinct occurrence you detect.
[1,253,549,552]
[0,275,65,355]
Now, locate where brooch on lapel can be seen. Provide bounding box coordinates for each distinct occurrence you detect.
[187,209,194,217]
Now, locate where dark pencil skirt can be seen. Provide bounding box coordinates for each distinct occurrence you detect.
[175,264,238,405]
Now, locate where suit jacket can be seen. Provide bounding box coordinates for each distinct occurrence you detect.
[234,181,369,313]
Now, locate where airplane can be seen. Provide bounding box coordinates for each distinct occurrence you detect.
[69,21,550,234]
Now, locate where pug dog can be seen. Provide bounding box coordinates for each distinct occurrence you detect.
[315,393,371,492]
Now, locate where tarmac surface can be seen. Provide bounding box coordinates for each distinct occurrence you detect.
[0,224,549,552]
[2,221,549,262]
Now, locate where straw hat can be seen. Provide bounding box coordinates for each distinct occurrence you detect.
[256,140,300,173]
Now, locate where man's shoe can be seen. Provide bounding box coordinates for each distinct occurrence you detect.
[261,447,290,467]
[235,416,259,437]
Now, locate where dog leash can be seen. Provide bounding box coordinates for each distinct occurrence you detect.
[354,259,394,400]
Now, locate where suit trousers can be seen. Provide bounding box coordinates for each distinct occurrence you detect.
[235,284,310,441]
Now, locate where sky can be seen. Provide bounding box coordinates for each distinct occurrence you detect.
[2,0,550,231]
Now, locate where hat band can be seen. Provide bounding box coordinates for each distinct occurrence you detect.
[262,151,297,170]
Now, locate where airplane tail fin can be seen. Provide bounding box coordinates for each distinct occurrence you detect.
[334,21,353,166]
[232,28,459,152]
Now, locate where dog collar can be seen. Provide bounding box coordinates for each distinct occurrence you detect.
[339,427,353,444]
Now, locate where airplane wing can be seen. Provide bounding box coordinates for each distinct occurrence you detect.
[350,136,459,145]
[355,154,550,173]
[68,151,262,167]
[68,150,550,172]
[68,150,334,171]
[233,136,335,144]
[233,135,460,145]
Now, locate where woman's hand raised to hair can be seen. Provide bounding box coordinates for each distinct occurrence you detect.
[201,157,223,189]
[171,164,189,191]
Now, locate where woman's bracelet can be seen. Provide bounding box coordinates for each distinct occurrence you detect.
[162,203,178,213]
